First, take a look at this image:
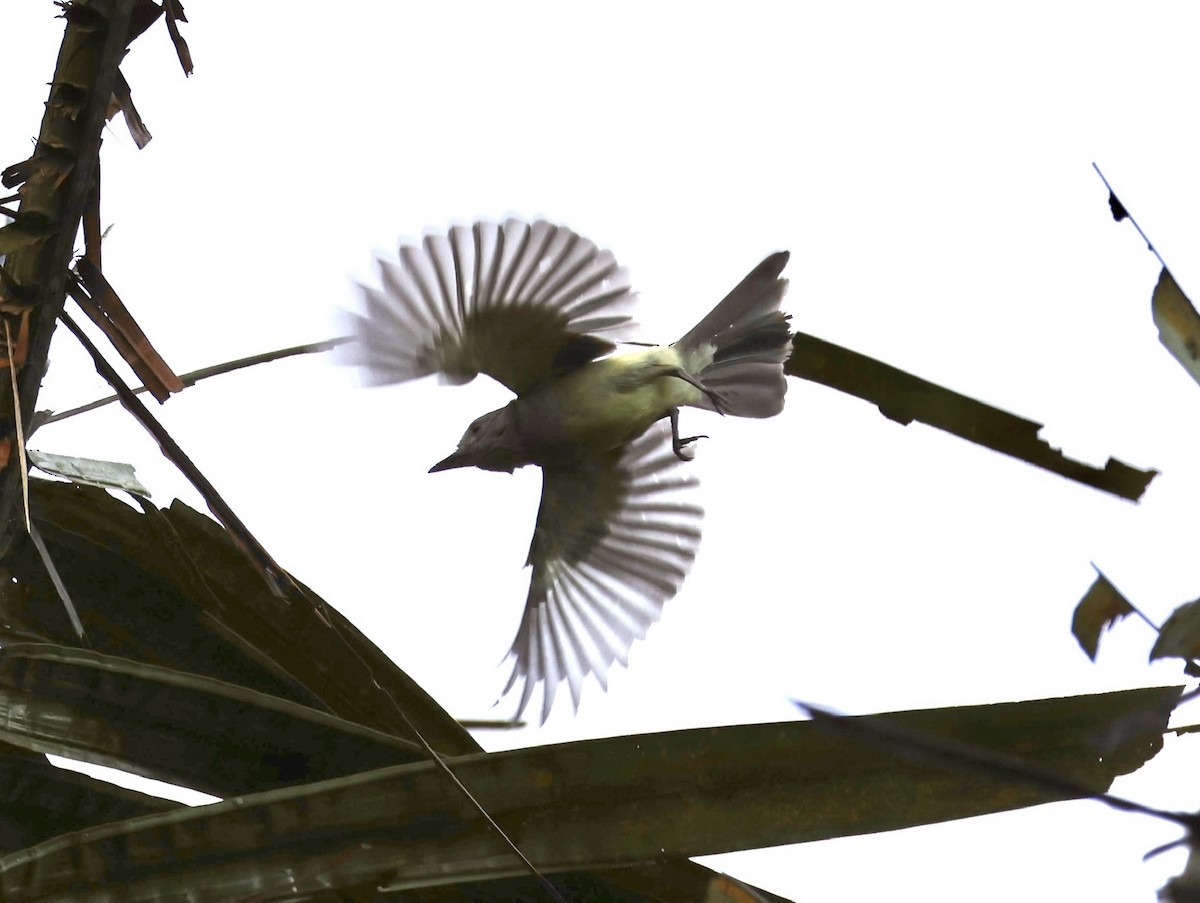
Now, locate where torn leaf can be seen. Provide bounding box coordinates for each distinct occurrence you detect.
[163,0,194,75]
[787,333,1157,501]
[28,450,148,495]
[110,70,152,149]
[70,261,184,401]
[1072,569,1135,661]
[1152,268,1200,388]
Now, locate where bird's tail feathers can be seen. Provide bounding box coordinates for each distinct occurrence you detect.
[674,251,792,418]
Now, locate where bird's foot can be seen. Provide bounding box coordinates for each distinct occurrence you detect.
[673,434,708,461]
[669,408,707,461]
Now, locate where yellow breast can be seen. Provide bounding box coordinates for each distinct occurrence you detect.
[560,346,701,451]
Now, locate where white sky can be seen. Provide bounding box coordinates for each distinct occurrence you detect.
[4,2,1200,900]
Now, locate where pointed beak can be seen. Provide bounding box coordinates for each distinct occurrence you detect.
[429,450,470,473]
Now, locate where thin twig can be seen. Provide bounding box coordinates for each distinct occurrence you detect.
[4,319,29,533]
[58,309,297,600]
[322,606,567,903]
[40,337,350,425]
[28,523,85,640]
[1092,163,1167,269]
[8,318,85,639]
[1091,564,1162,635]
[1144,836,1190,861]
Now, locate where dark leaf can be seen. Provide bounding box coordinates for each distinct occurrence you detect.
[0,740,175,854]
[125,0,165,43]
[787,332,1157,501]
[379,866,793,903]
[9,479,477,755]
[1072,569,1136,661]
[0,643,426,796]
[1150,599,1200,665]
[109,69,152,149]
[0,221,53,256]
[162,0,193,75]
[0,686,1177,900]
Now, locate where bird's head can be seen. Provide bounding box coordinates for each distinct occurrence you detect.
[430,405,526,474]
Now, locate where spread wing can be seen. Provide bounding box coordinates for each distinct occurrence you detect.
[341,219,639,394]
[504,419,703,723]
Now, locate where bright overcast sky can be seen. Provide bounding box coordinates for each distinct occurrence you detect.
[4,3,1200,900]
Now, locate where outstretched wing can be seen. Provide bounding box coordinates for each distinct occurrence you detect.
[504,419,703,722]
[341,219,639,394]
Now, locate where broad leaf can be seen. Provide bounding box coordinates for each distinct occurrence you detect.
[0,643,425,796]
[0,686,1177,900]
[4,479,476,755]
[0,740,175,855]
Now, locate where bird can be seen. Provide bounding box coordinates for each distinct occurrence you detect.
[340,219,792,722]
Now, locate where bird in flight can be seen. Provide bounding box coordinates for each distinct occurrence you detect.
[342,220,791,722]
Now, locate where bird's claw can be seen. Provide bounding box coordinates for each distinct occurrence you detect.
[672,432,708,461]
[669,408,707,461]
